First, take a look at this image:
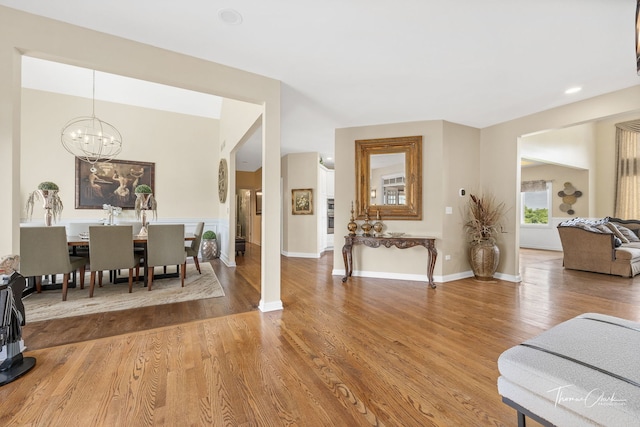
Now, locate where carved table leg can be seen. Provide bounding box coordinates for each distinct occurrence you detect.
[427,246,437,289]
[342,243,353,282]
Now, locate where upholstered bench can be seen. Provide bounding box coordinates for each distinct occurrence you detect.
[497,313,640,426]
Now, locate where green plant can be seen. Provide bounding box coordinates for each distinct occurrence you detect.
[203,230,216,240]
[134,184,153,194]
[37,181,59,191]
[26,181,63,222]
[464,193,506,243]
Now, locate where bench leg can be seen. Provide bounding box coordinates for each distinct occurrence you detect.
[517,410,526,427]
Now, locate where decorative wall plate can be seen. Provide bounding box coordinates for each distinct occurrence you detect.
[218,159,228,203]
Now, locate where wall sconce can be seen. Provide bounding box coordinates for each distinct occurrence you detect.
[371,188,377,198]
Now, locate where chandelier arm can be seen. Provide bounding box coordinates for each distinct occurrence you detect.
[60,69,122,167]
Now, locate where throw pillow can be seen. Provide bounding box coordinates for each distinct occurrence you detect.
[614,237,623,247]
[606,223,629,243]
[594,224,613,234]
[611,223,640,242]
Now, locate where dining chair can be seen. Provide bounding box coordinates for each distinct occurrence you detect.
[19,226,88,301]
[66,222,102,257]
[185,222,204,274]
[146,224,187,291]
[88,225,141,297]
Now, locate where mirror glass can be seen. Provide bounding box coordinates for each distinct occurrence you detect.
[369,153,406,206]
[356,136,422,220]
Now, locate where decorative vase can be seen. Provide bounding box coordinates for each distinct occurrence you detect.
[136,193,152,236]
[202,239,219,260]
[361,208,372,236]
[373,210,383,235]
[39,189,58,226]
[469,239,500,281]
[44,208,53,227]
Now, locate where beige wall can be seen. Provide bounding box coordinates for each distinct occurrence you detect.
[335,86,640,282]
[334,120,480,281]
[282,152,319,256]
[0,6,282,311]
[441,121,481,277]
[218,98,264,265]
[482,86,640,277]
[21,89,219,223]
[521,164,589,218]
[521,123,596,170]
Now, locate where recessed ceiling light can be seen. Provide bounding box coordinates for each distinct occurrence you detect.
[565,87,582,94]
[218,8,243,25]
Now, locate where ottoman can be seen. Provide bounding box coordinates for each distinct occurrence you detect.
[497,313,640,426]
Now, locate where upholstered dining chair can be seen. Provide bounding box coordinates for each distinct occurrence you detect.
[88,225,141,297]
[185,222,204,274]
[146,224,187,291]
[19,226,88,301]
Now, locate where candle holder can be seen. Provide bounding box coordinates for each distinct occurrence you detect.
[347,201,358,236]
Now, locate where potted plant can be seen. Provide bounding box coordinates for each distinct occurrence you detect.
[26,181,63,226]
[201,230,219,260]
[464,193,506,281]
[134,184,157,235]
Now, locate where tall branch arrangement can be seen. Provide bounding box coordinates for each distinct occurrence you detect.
[464,193,506,243]
[25,181,64,223]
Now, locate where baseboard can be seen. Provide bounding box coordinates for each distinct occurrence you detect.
[520,244,562,251]
[281,251,320,259]
[332,269,521,283]
[259,299,283,312]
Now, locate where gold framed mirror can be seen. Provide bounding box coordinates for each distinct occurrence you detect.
[355,135,422,220]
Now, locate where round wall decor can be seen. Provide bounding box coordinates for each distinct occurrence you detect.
[558,182,582,215]
[218,158,228,203]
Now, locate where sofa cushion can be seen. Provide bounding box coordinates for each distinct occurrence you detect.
[610,223,640,242]
[614,246,640,261]
[606,222,630,243]
[593,223,613,234]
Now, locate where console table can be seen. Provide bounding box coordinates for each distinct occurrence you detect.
[341,235,437,288]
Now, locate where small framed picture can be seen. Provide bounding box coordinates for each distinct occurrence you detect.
[292,188,313,215]
[255,190,262,215]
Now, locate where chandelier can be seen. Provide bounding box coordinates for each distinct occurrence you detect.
[61,70,122,172]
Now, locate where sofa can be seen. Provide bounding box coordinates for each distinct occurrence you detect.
[557,217,640,277]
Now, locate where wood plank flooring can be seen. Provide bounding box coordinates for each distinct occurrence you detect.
[2,246,640,426]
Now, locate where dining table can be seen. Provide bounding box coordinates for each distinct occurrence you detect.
[67,233,196,285]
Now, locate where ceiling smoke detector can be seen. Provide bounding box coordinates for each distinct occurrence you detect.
[218,8,243,25]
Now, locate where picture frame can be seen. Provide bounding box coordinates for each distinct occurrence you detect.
[292,188,313,215]
[75,158,155,209]
[255,190,262,215]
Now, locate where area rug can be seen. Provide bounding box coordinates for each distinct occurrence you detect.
[23,263,225,322]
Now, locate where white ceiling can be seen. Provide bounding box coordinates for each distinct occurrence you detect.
[4,0,640,172]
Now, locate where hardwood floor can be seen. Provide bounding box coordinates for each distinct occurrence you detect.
[2,246,639,426]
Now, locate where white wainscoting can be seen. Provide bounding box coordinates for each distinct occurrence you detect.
[519,217,564,251]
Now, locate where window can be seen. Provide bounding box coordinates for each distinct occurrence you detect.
[521,180,551,225]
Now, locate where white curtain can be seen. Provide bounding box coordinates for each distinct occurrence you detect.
[614,120,640,219]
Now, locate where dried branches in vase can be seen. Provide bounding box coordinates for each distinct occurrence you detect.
[464,193,506,244]
[464,193,507,281]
